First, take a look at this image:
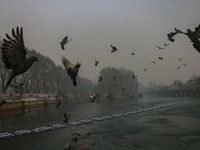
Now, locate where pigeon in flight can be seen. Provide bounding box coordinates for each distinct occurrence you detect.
[110,45,118,53]
[63,113,70,124]
[164,43,169,47]
[56,99,62,108]
[167,28,180,42]
[95,59,99,66]
[143,68,147,71]
[178,58,183,61]
[158,57,163,60]
[156,45,165,50]
[132,72,137,79]
[89,94,96,102]
[60,36,72,50]
[131,52,135,55]
[1,27,38,90]
[0,100,6,107]
[177,66,181,69]
[98,76,103,82]
[62,56,81,86]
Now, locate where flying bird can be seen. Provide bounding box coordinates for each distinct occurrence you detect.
[63,113,70,124]
[114,83,118,87]
[89,94,96,102]
[177,66,181,69]
[164,43,169,47]
[131,52,135,55]
[110,45,117,53]
[62,56,81,86]
[167,28,180,42]
[60,36,72,50]
[98,76,103,82]
[132,72,137,79]
[143,68,147,71]
[0,100,6,107]
[158,57,163,60]
[1,27,38,90]
[95,59,99,66]
[56,99,62,108]
[178,58,183,61]
[151,61,156,64]
[156,45,165,50]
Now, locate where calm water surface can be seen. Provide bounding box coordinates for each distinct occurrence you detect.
[0,97,200,150]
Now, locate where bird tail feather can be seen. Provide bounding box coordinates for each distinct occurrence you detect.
[5,73,15,90]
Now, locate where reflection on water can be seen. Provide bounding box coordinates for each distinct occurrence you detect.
[0,97,200,150]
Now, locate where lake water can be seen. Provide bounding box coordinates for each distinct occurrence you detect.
[0,96,200,150]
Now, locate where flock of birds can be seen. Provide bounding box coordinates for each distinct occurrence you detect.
[0,24,200,149]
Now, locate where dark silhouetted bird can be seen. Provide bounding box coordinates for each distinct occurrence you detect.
[167,28,180,42]
[63,113,70,124]
[95,59,99,66]
[0,100,6,107]
[98,76,103,82]
[60,36,72,50]
[151,61,156,64]
[131,52,135,55]
[132,72,137,79]
[62,56,81,86]
[56,99,62,108]
[158,57,163,60]
[110,45,117,53]
[164,43,169,47]
[178,58,183,61]
[89,94,96,102]
[182,64,187,66]
[177,66,181,69]
[1,27,38,90]
[156,45,165,50]
[143,68,147,71]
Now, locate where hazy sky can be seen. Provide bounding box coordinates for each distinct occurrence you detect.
[0,0,200,86]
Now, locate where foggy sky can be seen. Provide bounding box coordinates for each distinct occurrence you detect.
[0,0,200,86]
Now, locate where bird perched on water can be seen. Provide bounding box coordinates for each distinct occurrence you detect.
[0,100,6,107]
[158,57,163,60]
[89,94,96,102]
[62,56,81,86]
[60,36,72,50]
[1,27,38,90]
[167,28,180,42]
[98,76,103,82]
[63,113,70,124]
[110,45,117,53]
[94,59,99,66]
[156,45,165,50]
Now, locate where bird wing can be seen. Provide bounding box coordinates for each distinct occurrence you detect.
[194,24,200,38]
[1,27,26,69]
[62,36,68,43]
[62,56,74,69]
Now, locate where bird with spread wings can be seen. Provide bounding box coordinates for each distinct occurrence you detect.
[1,27,38,90]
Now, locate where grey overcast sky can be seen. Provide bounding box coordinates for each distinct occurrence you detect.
[0,0,200,86]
